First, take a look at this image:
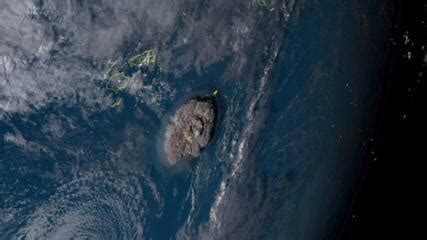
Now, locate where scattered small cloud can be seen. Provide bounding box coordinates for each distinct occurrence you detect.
[3,131,48,155]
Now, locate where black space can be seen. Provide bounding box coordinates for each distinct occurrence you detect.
[338,0,425,239]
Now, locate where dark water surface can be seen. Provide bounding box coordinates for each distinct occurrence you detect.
[1,0,390,239]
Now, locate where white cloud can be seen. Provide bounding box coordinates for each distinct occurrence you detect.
[0,0,291,119]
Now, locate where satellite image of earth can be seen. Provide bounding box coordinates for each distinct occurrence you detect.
[0,0,423,239]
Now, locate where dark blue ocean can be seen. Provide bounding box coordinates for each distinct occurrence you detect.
[0,0,387,239]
